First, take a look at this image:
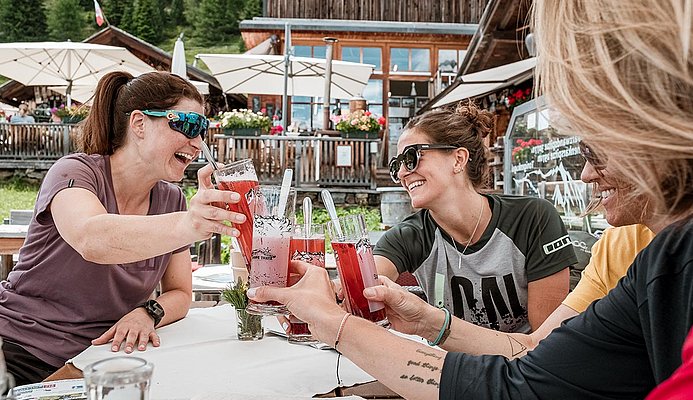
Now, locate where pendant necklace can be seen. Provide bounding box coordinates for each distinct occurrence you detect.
[449,197,484,269]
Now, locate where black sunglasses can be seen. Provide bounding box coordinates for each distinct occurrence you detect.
[139,110,209,140]
[388,143,458,183]
[578,141,607,170]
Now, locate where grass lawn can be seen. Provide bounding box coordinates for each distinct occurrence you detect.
[0,179,39,222]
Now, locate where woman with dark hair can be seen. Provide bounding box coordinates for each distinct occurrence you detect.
[374,101,576,333]
[0,71,245,385]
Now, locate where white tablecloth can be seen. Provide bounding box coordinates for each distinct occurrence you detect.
[70,305,376,400]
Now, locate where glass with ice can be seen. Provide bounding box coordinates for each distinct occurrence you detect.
[213,159,259,270]
[327,214,389,327]
[246,185,296,316]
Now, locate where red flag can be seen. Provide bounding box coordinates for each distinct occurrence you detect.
[94,0,105,26]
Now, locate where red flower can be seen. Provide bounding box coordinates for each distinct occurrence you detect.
[276,125,284,132]
[516,139,523,145]
[524,88,531,95]
[377,116,386,125]
[508,97,516,106]
[364,111,371,116]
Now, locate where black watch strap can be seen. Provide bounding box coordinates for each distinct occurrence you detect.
[141,299,164,327]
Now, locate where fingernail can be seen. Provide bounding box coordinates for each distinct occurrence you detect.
[364,287,376,297]
[282,322,289,331]
[230,193,241,202]
[111,345,118,351]
[125,346,132,353]
[247,288,256,298]
[139,345,145,350]
[235,214,246,223]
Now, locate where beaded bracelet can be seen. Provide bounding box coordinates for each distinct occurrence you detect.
[427,307,451,347]
[334,313,351,350]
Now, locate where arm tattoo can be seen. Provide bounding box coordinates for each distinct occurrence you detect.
[399,374,440,387]
[508,336,528,357]
[415,348,442,360]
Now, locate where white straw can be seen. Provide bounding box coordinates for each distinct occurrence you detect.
[277,169,293,217]
[321,189,343,239]
[303,197,312,238]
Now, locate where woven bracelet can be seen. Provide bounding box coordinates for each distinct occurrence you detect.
[427,307,451,347]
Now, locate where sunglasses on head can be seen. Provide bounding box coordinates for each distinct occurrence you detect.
[388,143,458,183]
[140,110,209,140]
[578,141,607,170]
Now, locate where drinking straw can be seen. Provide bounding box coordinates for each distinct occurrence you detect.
[277,169,293,217]
[320,189,343,239]
[302,197,312,238]
[200,141,219,171]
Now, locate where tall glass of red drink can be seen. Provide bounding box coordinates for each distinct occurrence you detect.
[327,214,389,327]
[287,223,325,343]
[213,159,258,270]
[246,185,296,316]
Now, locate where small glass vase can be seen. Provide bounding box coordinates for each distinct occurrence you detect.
[235,308,263,341]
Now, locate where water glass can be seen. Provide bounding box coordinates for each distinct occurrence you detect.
[83,357,153,400]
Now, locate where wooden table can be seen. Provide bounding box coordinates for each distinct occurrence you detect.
[0,224,28,279]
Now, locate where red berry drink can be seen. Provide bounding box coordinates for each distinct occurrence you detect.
[287,229,325,342]
[332,240,388,326]
[216,179,258,269]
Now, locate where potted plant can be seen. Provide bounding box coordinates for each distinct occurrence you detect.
[218,109,272,136]
[331,110,385,139]
[51,104,89,124]
[221,277,264,341]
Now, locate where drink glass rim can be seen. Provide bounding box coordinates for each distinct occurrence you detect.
[83,356,153,385]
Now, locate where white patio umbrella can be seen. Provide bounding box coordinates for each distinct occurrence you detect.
[196,53,374,99]
[48,85,97,105]
[0,41,154,107]
[171,34,209,95]
[430,57,537,108]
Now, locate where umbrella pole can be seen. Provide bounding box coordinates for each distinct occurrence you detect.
[322,38,338,131]
[66,80,73,108]
[281,22,291,130]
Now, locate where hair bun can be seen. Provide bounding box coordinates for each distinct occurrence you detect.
[454,100,493,139]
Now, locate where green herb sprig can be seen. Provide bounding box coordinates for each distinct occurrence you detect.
[222,277,249,309]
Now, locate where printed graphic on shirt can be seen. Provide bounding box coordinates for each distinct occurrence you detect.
[415,229,531,333]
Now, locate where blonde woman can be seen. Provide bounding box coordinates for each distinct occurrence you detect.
[249,0,693,398]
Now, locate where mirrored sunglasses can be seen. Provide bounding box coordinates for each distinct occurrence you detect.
[578,141,607,170]
[141,110,209,140]
[388,143,458,183]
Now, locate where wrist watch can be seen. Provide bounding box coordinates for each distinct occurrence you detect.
[140,299,165,327]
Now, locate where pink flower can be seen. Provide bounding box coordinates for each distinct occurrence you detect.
[351,119,358,125]
[364,111,371,116]
[260,108,266,114]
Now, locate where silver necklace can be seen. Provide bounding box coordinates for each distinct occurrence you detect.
[449,197,484,269]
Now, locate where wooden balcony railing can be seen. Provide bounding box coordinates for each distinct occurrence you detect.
[216,134,379,189]
[0,124,380,189]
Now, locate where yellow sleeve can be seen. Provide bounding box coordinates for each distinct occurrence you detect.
[562,224,655,313]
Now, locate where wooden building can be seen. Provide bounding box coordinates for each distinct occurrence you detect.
[0,26,245,114]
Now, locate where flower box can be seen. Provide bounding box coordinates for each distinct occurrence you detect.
[223,128,264,136]
[340,130,380,139]
[61,116,84,124]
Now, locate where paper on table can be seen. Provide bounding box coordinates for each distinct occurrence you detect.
[12,378,86,400]
[70,305,375,400]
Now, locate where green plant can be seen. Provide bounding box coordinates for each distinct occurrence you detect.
[217,109,271,131]
[0,178,39,222]
[221,277,249,309]
[222,277,262,338]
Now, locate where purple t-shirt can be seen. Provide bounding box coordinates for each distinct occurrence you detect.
[0,153,188,367]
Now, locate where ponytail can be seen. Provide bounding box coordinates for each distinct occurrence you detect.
[78,71,133,155]
[78,71,204,155]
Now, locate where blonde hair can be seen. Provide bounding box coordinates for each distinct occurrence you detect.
[533,0,693,219]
